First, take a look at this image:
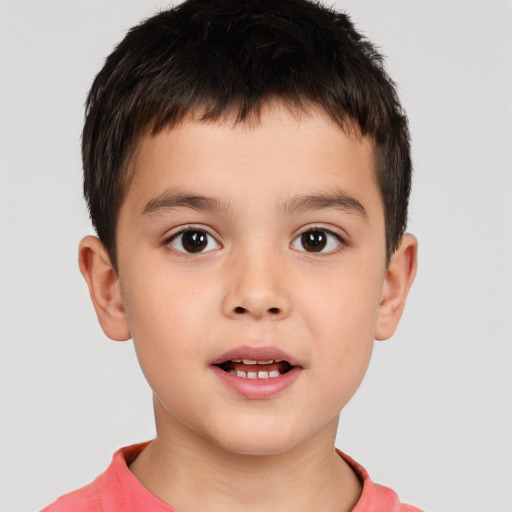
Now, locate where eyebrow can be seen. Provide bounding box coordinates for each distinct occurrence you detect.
[142,191,232,215]
[279,191,367,217]
[142,189,367,218]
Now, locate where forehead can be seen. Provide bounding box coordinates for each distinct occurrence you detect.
[123,104,381,220]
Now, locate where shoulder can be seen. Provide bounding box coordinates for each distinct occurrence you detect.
[338,450,425,512]
[41,443,154,512]
[365,483,424,512]
[40,480,101,512]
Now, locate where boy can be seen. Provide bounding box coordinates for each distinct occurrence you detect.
[43,0,420,510]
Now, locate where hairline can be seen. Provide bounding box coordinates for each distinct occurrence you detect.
[107,99,384,271]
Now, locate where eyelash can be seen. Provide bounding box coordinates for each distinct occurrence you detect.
[291,227,345,254]
[165,225,221,255]
[163,225,346,255]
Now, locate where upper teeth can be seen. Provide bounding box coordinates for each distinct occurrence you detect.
[231,359,276,364]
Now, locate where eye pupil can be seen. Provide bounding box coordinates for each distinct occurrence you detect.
[301,231,327,252]
[182,231,207,252]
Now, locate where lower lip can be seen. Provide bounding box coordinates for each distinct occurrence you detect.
[210,365,301,399]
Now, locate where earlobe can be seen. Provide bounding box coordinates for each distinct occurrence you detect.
[374,234,418,341]
[78,236,131,341]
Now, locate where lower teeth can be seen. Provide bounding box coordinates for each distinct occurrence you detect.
[228,370,281,378]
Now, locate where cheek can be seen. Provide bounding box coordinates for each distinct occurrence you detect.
[120,256,216,335]
[310,302,375,414]
[122,275,211,414]
[298,262,383,402]
[301,261,383,338]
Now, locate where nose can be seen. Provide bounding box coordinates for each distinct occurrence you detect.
[221,249,291,321]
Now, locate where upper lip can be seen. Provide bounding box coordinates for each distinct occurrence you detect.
[211,345,300,367]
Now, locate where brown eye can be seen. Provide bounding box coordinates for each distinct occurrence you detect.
[291,229,342,253]
[170,229,219,253]
[301,231,327,252]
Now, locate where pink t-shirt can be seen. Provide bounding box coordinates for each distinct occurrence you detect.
[41,443,424,511]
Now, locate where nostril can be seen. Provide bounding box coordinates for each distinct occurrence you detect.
[231,306,282,316]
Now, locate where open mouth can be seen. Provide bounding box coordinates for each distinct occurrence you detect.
[216,359,294,379]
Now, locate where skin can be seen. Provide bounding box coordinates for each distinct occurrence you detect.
[79,103,417,511]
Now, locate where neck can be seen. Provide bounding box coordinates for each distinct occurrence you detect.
[129,399,361,512]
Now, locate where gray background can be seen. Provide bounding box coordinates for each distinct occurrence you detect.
[1,1,511,511]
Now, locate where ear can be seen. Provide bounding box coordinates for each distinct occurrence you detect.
[78,236,131,341]
[374,234,418,341]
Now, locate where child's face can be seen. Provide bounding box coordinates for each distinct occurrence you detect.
[100,104,412,455]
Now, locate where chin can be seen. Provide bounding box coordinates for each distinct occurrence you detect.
[209,424,305,457]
